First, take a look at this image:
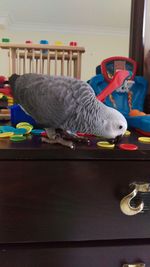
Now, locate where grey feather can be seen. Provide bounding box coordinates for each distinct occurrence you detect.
[12,73,127,139]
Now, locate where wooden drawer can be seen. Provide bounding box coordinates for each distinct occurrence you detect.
[0,243,150,267]
[0,161,150,243]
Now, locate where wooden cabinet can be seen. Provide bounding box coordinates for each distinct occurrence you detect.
[0,131,150,266]
[0,244,149,267]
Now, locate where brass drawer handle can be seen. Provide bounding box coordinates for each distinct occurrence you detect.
[123,264,145,267]
[120,182,150,216]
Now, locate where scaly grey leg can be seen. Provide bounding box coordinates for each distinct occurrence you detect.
[41,128,74,149]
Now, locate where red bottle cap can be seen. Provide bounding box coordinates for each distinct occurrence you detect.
[77,132,94,137]
[119,143,138,150]
[25,40,32,44]
[69,41,77,46]
[41,132,47,137]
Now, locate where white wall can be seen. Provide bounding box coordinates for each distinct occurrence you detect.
[0,29,129,81]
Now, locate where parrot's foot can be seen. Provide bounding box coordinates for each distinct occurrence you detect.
[41,136,75,149]
[42,128,90,149]
[42,128,75,149]
[56,129,90,145]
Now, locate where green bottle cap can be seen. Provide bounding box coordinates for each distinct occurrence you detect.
[2,38,10,43]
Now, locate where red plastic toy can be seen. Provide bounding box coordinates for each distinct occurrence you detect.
[96,70,131,102]
[100,56,137,82]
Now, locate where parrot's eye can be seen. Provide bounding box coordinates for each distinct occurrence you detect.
[119,125,123,129]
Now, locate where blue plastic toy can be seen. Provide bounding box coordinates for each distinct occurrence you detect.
[89,56,149,134]
[10,104,36,126]
[89,74,148,116]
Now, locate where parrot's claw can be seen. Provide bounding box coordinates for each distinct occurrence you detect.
[56,129,91,145]
[41,136,75,149]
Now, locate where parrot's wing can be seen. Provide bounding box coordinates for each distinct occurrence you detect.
[15,74,94,128]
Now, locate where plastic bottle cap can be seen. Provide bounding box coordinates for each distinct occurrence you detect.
[40,40,49,44]
[10,135,26,142]
[31,129,45,135]
[2,38,10,43]
[54,41,63,46]
[0,126,16,133]
[25,40,32,43]
[16,122,33,133]
[119,143,138,150]
[20,125,33,134]
[124,130,131,136]
[0,132,14,138]
[41,132,47,137]
[14,128,27,135]
[16,122,32,128]
[97,141,115,149]
[69,41,77,46]
[138,137,150,144]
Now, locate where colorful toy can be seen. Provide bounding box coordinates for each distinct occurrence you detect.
[96,70,131,102]
[100,56,137,82]
[89,56,149,135]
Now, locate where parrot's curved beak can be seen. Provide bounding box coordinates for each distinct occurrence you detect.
[108,134,123,144]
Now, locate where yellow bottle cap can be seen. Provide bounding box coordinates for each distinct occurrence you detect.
[21,125,33,134]
[138,137,150,143]
[16,122,33,133]
[16,122,32,128]
[124,130,131,136]
[0,132,14,138]
[54,41,63,46]
[97,141,115,149]
[0,93,4,99]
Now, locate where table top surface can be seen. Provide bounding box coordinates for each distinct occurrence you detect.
[0,128,150,160]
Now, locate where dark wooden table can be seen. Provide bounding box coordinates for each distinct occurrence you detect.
[0,130,150,267]
[0,130,150,160]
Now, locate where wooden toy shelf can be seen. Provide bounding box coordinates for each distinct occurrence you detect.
[0,43,85,79]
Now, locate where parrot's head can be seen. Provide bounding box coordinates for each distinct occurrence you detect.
[97,106,127,143]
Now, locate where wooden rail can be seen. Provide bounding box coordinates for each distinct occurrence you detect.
[0,43,85,79]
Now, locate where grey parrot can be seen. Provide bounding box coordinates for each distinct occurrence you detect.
[9,73,127,148]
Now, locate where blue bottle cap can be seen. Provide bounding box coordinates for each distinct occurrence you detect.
[39,40,49,44]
